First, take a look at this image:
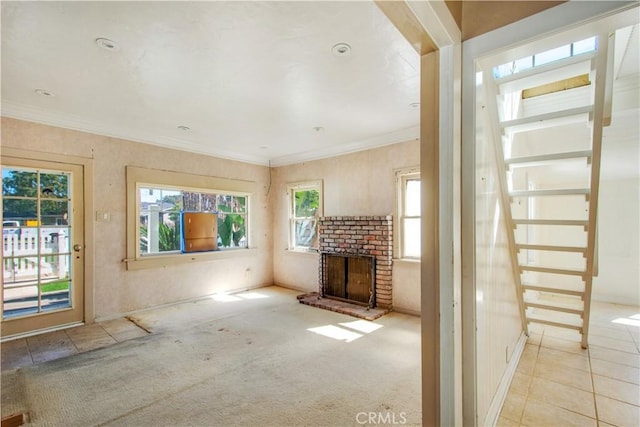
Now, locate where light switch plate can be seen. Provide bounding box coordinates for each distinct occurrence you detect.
[96,211,111,222]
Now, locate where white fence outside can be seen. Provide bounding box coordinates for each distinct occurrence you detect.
[2,228,70,284]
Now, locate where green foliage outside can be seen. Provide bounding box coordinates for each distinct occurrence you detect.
[158,222,181,251]
[217,213,245,247]
[139,222,181,253]
[3,169,69,224]
[295,189,319,217]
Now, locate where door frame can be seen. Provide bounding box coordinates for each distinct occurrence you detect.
[1,147,94,338]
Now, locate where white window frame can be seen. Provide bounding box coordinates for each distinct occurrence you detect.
[125,166,256,270]
[287,180,323,252]
[395,167,421,260]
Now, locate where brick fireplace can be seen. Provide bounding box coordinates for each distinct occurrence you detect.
[318,216,393,309]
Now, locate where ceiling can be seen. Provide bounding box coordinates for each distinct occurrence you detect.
[1,1,421,166]
[2,2,637,170]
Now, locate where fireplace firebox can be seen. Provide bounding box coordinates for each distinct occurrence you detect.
[321,254,375,307]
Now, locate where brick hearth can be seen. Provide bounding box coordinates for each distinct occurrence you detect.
[318,216,393,308]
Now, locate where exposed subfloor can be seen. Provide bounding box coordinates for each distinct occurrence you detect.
[498,300,640,426]
[1,286,421,426]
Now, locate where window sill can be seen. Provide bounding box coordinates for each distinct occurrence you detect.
[393,257,421,264]
[125,248,257,271]
[285,248,319,257]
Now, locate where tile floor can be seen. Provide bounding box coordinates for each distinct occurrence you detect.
[0,317,148,371]
[498,301,640,427]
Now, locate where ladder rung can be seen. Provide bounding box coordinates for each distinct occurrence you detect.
[527,316,583,332]
[505,150,592,166]
[522,284,584,297]
[510,189,589,198]
[517,244,587,253]
[513,219,588,227]
[520,265,585,276]
[501,105,593,130]
[525,301,584,315]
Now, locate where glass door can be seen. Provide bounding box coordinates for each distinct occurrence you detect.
[1,159,84,337]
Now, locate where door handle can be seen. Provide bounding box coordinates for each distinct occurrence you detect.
[73,244,82,252]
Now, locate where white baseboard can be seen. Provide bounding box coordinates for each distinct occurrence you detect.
[482,331,528,427]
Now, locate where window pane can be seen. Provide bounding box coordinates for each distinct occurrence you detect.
[294,189,319,218]
[534,44,571,66]
[218,212,246,248]
[403,218,421,258]
[41,200,69,225]
[2,168,37,197]
[405,179,421,216]
[139,187,182,254]
[3,199,37,227]
[573,36,596,55]
[40,171,69,199]
[295,219,317,248]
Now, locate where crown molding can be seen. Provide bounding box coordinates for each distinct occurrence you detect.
[1,102,271,166]
[2,102,420,168]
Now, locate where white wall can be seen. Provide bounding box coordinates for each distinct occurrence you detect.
[475,102,524,423]
[271,140,421,314]
[593,177,640,305]
[2,117,274,320]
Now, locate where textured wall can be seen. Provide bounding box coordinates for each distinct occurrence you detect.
[271,140,421,313]
[1,117,273,319]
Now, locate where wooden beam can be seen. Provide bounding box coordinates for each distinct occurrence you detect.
[375,1,437,55]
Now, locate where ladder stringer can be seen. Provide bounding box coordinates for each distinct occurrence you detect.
[482,69,529,336]
[581,31,610,349]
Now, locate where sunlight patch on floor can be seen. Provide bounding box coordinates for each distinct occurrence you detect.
[339,319,384,334]
[237,292,269,299]
[612,315,640,327]
[308,319,383,342]
[307,325,363,342]
[209,291,270,303]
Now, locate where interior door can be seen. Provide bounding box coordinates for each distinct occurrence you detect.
[1,158,84,337]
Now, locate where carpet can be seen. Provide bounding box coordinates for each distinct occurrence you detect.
[1,286,421,426]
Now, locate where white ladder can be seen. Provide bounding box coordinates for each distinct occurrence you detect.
[482,32,612,348]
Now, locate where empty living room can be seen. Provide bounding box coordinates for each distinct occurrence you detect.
[2,1,639,426]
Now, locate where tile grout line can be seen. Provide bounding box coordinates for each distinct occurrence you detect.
[518,329,544,426]
[24,337,35,367]
[586,341,601,426]
[64,329,82,354]
[97,323,120,343]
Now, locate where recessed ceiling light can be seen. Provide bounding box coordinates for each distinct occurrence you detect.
[332,43,351,57]
[177,125,190,131]
[409,102,420,108]
[35,89,55,97]
[95,37,120,51]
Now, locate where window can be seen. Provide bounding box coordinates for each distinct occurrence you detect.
[396,168,420,259]
[126,166,254,270]
[493,36,597,79]
[287,181,322,251]
[139,187,247,256]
